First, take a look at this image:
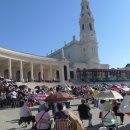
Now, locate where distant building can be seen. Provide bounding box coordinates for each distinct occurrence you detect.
[76,68,130,82]
[125,64,130,68]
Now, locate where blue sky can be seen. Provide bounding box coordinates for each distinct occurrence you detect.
[0,0,130,68]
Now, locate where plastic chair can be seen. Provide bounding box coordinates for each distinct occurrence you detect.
[55,119,71,130]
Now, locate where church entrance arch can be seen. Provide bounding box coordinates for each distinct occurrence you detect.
[64,65,67,80]
[70,71,74,80]
[4,69,9,79]
[16,71,20,82]
[28,71,31,82]
[38,72,44,82]
[56,70,59,81]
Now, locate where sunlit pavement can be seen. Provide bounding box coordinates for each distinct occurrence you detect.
[0,98,130,130]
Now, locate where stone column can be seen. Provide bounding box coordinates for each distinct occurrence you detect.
[66,64,70,81]
[20,61,24,82]
[40,64,43,81]
[59,64,65,83]
[30,63,34,81]
[49,64,53,81]
[8,59,12,79]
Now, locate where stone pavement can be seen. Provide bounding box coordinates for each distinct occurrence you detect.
[0,98,130,130]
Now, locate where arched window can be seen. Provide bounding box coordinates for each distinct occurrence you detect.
[16,70,20,81]
[89,23,93,31]
[88,12,90,16]
[82,24,85,30]
[82,13,84,17]
[4,69,9,79]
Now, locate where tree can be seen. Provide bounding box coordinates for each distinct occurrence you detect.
[125,64,130,68]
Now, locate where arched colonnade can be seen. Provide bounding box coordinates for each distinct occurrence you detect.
[0,48,70,82]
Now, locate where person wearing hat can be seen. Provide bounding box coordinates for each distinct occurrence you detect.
[102,101,117,130]
[35,103,51,130]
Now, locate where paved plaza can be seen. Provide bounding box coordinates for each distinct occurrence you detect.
[0,98,130,130]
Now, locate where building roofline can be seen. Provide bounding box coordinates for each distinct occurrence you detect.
[0,47,59,62]
[48,39,79,57]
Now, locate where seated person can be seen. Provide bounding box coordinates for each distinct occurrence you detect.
[54,103,69,121]
[98,100,105,119]
[112,100,124,125]
[19,101,35,127]
[35,104,51,130]
[54,103,70,130]
[102,101,117,130]
[78,99,93,127]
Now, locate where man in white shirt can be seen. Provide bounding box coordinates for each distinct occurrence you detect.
[10,89,17,108]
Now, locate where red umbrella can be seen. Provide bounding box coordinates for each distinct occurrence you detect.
[111,85,121,91]
[45,91,74,102]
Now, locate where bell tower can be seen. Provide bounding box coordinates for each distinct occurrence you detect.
[79,0,99,66]
[80,0,95,42]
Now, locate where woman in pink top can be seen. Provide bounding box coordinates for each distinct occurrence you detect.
[35,104,51,130]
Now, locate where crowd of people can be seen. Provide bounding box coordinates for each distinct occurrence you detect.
[0,78,50,109]
[0,82,33,109]
[0,79,18,108]
[1,78,130,130]
[17,83,130,130]
[70,83,130,130]
[80,85,130,130]
[18,86,72,130]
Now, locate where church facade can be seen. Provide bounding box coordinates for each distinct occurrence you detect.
[49,0,109,80]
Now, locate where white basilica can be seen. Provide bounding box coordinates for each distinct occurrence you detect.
[0,0,130,82]
[0,0,112,83]
[49,0,109,79]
